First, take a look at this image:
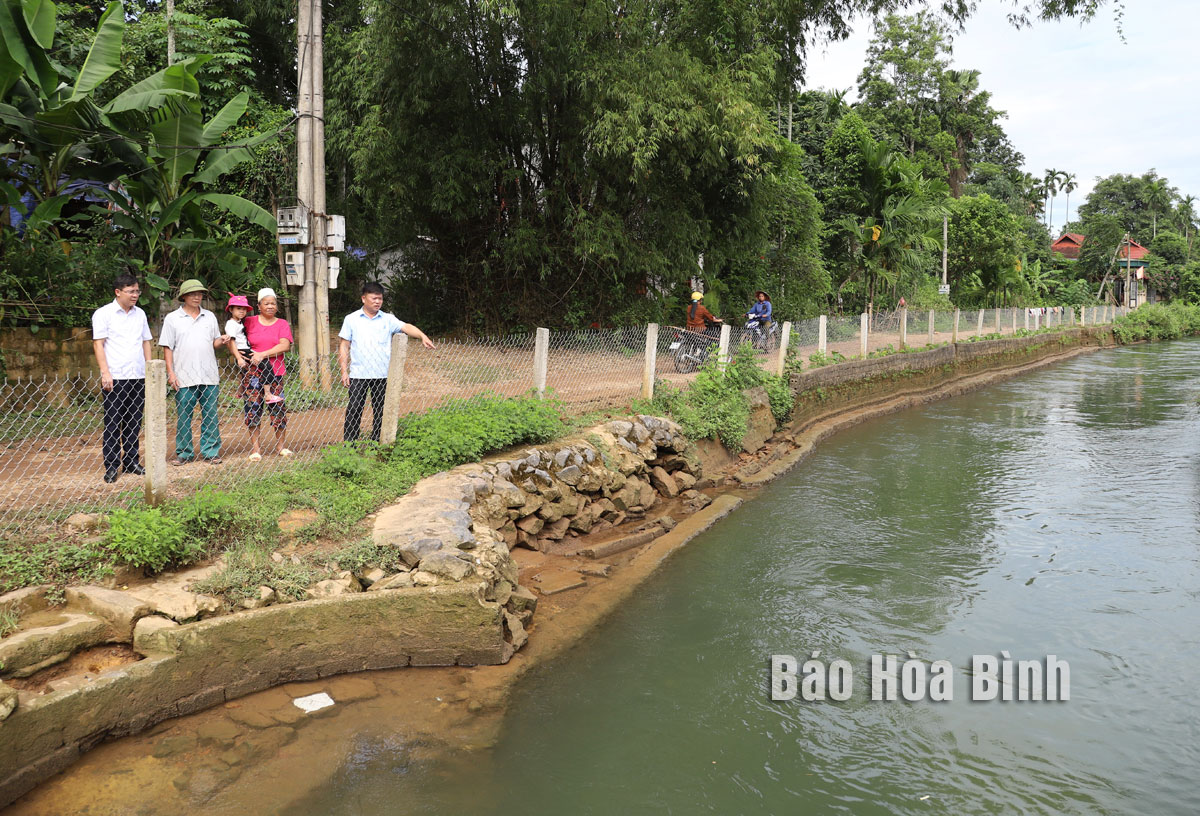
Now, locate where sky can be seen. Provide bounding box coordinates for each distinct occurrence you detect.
[801,0,1199,236]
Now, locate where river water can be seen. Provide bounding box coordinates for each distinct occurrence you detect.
[11,341,1200,815]
[286,341,1200,815]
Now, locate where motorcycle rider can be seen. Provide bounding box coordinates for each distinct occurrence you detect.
[686,291,722,337]
[746,290,772,324]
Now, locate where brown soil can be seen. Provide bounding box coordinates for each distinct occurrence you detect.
[6,644,141,694]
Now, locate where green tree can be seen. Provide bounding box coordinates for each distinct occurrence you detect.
[947,194,1021,305]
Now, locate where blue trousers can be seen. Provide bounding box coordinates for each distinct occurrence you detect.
[175,384,222,461]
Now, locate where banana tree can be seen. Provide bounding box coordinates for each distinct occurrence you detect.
[95,58,276,291]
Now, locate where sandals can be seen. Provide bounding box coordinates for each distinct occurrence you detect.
[248,452,262,461]
[279,448,293,457]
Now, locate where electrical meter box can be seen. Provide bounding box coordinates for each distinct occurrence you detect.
[277,205,309,246]
[284,251,305,285]
[328,256,340,289]
[327,215,346,253]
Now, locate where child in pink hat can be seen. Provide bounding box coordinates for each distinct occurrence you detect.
[225,295,255,398]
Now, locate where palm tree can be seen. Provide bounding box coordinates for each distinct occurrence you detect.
[1059,172,1078,235]
[1178,195,1197,259]
[1043,169,1067,232]
[1145,178,1173,240]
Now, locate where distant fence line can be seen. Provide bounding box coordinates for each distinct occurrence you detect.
[0,305,1122,537]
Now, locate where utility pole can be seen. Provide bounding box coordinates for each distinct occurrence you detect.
[296,0,331,389]
[942,216,948,286]
[166,0,175,64]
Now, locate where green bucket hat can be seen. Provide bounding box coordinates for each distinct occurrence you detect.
[177,279,208,300]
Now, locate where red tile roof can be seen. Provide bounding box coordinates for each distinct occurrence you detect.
[1050,234,1149,261]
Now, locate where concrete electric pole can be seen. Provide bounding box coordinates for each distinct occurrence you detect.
[296,0,331,389]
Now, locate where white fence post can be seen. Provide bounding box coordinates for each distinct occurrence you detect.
[860,312,868,357]
[976,309,985,337]
[818,315,827,355]
[534,327,549,397]
[144,360,168,506]
[994,308,1001,333]
[1034,312,1040,330]
[899,307,908,348]
[717,323,731,368]
[1012,308,1017,334]
[379,334,409,445]
[952,309,960,343]
[927,309,935,345]
[1024,309,1030,331]
[642,323,658,400]
[776,321,792,377]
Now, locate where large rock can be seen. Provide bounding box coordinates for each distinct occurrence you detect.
[127,586,222,623]
[515,515,544,535]
[0,613,108,675]
[0,682,16,721]
[65,586,154,639]
[366,572,415,592]
[556,464,583,485]
[650,466,679,498]
[306,573,363,599]
[133,615,179,655]
[0,586,50,617]
[742,386,775,453]
[418,552,476,582]
[394,538,443,568]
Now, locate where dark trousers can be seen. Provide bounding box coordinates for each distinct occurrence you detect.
[344,378,387,442]
[102,378,144,472]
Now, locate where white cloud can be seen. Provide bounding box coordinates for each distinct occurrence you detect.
[802,0,1200,233]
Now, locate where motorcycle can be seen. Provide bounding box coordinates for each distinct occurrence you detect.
[743,316,778,352]
[669,326,719,373]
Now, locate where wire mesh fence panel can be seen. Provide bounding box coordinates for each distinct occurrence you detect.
[546,327,646,411]
[826,314,863,359]
[787,316,823,368]
[0,372,145,536]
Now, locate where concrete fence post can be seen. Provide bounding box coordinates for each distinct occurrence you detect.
[976,309,985,337]
[717,323,731,369]
[642,323,658,400]
[144,360,168,506]
[1011,308,1017,334]
[952,309,960,343]
[927,309,935,345]
[818,315,827,354]
[533,327,549,397]
[776,321,792,377]
[860,312,868,357]
[1034,312,1040,330]
[899,307,908,348]
[994,308,1001,333]
[379,334,409,445]
[1024,309,1030,331]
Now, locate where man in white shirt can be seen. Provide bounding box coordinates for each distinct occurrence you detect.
[159,279,229,465]
[92,274,153,483]
[338,281,435,442]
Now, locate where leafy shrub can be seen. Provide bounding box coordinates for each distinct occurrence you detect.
[171,487,241,545]
[391,392,565,474]
[320,442,380,481]
[1112,304,1183,343]
[868,344,897,358]
[640,345,791,448]
[0,607,19,639]
[806,349,845,368]
[104,508,201,572]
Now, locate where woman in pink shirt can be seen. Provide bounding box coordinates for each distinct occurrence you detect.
[242,288,294,459]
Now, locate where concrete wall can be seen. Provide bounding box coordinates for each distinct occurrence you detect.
[0,583,506,806]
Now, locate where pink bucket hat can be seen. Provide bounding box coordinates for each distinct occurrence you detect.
[226,294,252,312]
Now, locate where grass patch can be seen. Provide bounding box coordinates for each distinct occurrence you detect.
[0,607,19,638]
[192,545,327,606]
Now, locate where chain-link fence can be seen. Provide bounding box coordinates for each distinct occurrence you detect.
[0,307,1123,537]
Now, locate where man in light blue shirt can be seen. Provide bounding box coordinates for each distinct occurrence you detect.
[338,281,435,442]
